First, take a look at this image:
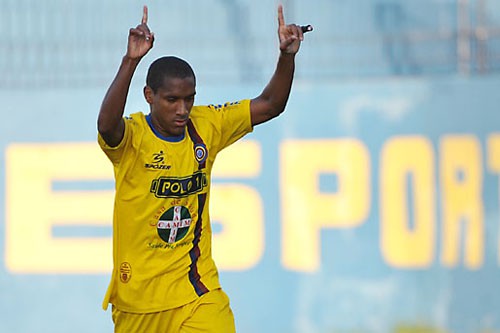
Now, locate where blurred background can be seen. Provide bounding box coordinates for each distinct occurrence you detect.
[2,0,500,332]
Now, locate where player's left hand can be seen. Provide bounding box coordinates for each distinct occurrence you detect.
[277,4,303,55]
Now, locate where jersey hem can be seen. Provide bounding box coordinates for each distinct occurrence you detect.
[105,286,222,314]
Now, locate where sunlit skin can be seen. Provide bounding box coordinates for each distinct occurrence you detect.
[144,76,196,138]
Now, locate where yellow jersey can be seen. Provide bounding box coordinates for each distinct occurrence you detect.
[98,99,252,313]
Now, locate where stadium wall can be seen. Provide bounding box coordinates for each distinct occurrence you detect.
[1,73,499,333]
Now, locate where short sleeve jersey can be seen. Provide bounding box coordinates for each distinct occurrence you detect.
[98,99,252,313]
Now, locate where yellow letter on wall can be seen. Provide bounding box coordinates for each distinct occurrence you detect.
[487,133,500,264]
[380,136,435,268]
[5,143,114,273]
[440,135,484,269]
[211,140,264,271]
[280,139,370,272]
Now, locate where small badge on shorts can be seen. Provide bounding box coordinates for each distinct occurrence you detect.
[120,262,132,283]
[194,143,208,164]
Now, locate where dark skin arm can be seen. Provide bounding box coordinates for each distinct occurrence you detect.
[250,4,304,126]
[97,6,154,147]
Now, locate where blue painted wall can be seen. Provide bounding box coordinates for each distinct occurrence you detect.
[1,73,499,333]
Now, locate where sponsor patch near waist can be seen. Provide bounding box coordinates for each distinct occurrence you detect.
[150,171,207,198]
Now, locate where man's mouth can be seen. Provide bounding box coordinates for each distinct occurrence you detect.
[175,119,188,126]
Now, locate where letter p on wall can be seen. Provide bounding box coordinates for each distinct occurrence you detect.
[5,143,114,273]
[280,139,371,272]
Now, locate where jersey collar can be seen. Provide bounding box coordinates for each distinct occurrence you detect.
[146,113,185,142]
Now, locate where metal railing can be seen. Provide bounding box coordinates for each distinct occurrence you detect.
[2,0,500,89]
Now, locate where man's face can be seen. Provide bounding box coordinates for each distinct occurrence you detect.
[145,76,196,137]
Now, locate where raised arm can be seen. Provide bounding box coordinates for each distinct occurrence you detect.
[250,4,305,126]
[97,6,154,147]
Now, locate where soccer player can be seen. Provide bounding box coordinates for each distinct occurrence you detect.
[97,4,306,333]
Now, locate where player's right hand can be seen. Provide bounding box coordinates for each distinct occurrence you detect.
[126,5,154,60]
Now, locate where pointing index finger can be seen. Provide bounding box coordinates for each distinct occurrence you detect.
[277,4,285,27]
[142,5,148,25]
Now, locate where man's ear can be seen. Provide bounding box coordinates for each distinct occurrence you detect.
[144,86,154,104]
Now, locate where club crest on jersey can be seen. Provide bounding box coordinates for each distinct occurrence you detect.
[194,143,208,164]
[119,262,132,283]
[157,206,192,243]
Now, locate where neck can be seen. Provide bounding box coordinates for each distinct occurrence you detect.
[146,114,185,142]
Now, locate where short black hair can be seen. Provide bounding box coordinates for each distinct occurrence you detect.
[146,56,196,92]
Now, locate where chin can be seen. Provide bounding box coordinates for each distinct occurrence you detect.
[173,128,186,137]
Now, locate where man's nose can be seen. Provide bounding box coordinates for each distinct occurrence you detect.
[177,101,189,115]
